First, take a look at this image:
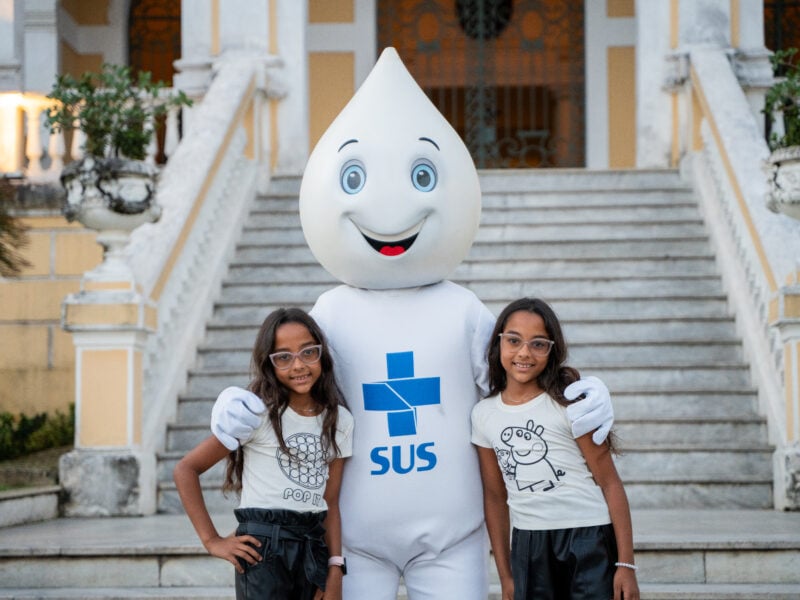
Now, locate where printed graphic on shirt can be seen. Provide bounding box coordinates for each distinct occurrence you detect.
[496,419,565,492]
[362,351,440,437]
[277,431,328,490]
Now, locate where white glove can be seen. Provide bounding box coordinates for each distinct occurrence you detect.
[564,375,614,445]
[210,386,265,451]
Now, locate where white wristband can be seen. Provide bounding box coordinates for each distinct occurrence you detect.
[615,561,638,571]
[328,556,345,567]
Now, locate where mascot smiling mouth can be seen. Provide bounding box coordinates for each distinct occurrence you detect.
[353,219,425,257]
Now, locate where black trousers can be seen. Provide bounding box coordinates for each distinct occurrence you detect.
[234,507,329,600]
[511,524,617,600]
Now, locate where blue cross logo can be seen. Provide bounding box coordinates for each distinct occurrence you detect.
[362,351,441,437]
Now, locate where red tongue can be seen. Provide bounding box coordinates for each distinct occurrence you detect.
[380,246,405,256]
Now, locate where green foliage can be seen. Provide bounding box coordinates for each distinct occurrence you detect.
[0,177,30,277]
[0,405,74,461]
[764,48,800,151]
[46,64,192,160]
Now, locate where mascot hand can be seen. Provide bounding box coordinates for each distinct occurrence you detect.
[210,386,265,451]
[564,376,614,445]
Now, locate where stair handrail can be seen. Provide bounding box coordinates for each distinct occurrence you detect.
[122,53,276,451]
[687,47,800,508]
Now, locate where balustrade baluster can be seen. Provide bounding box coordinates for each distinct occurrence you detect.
[24,105,44,180]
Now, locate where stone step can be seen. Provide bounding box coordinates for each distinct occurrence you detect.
[224,257,720,284]
[195,341,744,371]
[2,582,798,599]
[202,319,742,348]
[217,279,727,305]
[479,189,696,208]
[183,363,752,398]
[3,510,796,594]
[246,204,704,228]
[478,168,689,192]
[208,297,732,327]
[173,390,758,429]
[234,238,715,262]
[239,221,709,245]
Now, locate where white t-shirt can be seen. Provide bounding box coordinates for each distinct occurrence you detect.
[310,281,495,561]
[239,405,354,512]
[471,392,610,531]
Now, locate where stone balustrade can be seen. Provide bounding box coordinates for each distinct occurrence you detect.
[0,90,186,181]
[686,47,800,510]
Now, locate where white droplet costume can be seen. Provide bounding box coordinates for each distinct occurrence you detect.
[300,48,491,599]
[211,46,615,599]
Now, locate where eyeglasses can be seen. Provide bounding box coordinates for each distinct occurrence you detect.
[269,345,323,370]
[498,334,555,357]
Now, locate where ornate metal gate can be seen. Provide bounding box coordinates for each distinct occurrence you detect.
[378,0,585,168]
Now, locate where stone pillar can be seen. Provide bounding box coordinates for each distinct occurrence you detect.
[60,275,158,516]
[730,0,772,137]
[58,171,161,516]
[22,0,58,94]
[771,278,800,511]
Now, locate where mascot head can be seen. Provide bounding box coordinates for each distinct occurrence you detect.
[299,47,481,290]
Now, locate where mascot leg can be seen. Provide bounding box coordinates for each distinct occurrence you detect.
[402,527,489,600]
[341,549,403,600]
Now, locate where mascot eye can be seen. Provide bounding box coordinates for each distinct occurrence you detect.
[341,162,366,194]
[411,161,437,192]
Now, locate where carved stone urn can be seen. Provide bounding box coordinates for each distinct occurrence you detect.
[766,146,800,220]
[61,155,161,282]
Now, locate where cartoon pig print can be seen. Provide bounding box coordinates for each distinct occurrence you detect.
[500,420,565,492]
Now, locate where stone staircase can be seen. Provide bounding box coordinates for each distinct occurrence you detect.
[159,169,774,514]
[2,169,798,599]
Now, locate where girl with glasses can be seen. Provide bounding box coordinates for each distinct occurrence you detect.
[471,298,639,600]
[174,307,354,600]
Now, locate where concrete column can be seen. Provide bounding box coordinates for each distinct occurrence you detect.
[60,278,158,516]
[58,171,160,516]
[635,0,673,168]
[729,0,772,137]
[771,282,800,511]
[22,0,57,94]
[0,0,23,92]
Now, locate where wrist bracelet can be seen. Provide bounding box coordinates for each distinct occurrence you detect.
[615,562,637,571]
[328,555,347,575]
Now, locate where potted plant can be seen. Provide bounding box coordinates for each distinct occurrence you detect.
[764,48,800,219]
[46,64,191,231]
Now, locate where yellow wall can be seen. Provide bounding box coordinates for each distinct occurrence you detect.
[307,1,356,151]
[308,53,355,150]
[608,46,636,168]
[0,212,102,416]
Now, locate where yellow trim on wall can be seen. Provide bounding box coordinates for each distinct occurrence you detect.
[309,0,354,23]
[689,65,778,292]
[308,53,355,152]
[607,0,635,18]
[607,46,636,169]
[730,0,740,48]
[670,0,680,49]
[269,0,278,55]
[79,349,129,446]
[211,0,220,56]
[61,0,110,25]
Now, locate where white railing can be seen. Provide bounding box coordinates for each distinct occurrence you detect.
[686,47,800,509]
[0,92,186,182]
[124,53,278,452]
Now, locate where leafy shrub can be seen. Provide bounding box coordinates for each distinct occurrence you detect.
[0,405,74,461]
[0,177,31,277]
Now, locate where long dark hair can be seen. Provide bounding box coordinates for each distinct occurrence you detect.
[223,308,347,494]
[486,297,617,452]
[486,297,578,403]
